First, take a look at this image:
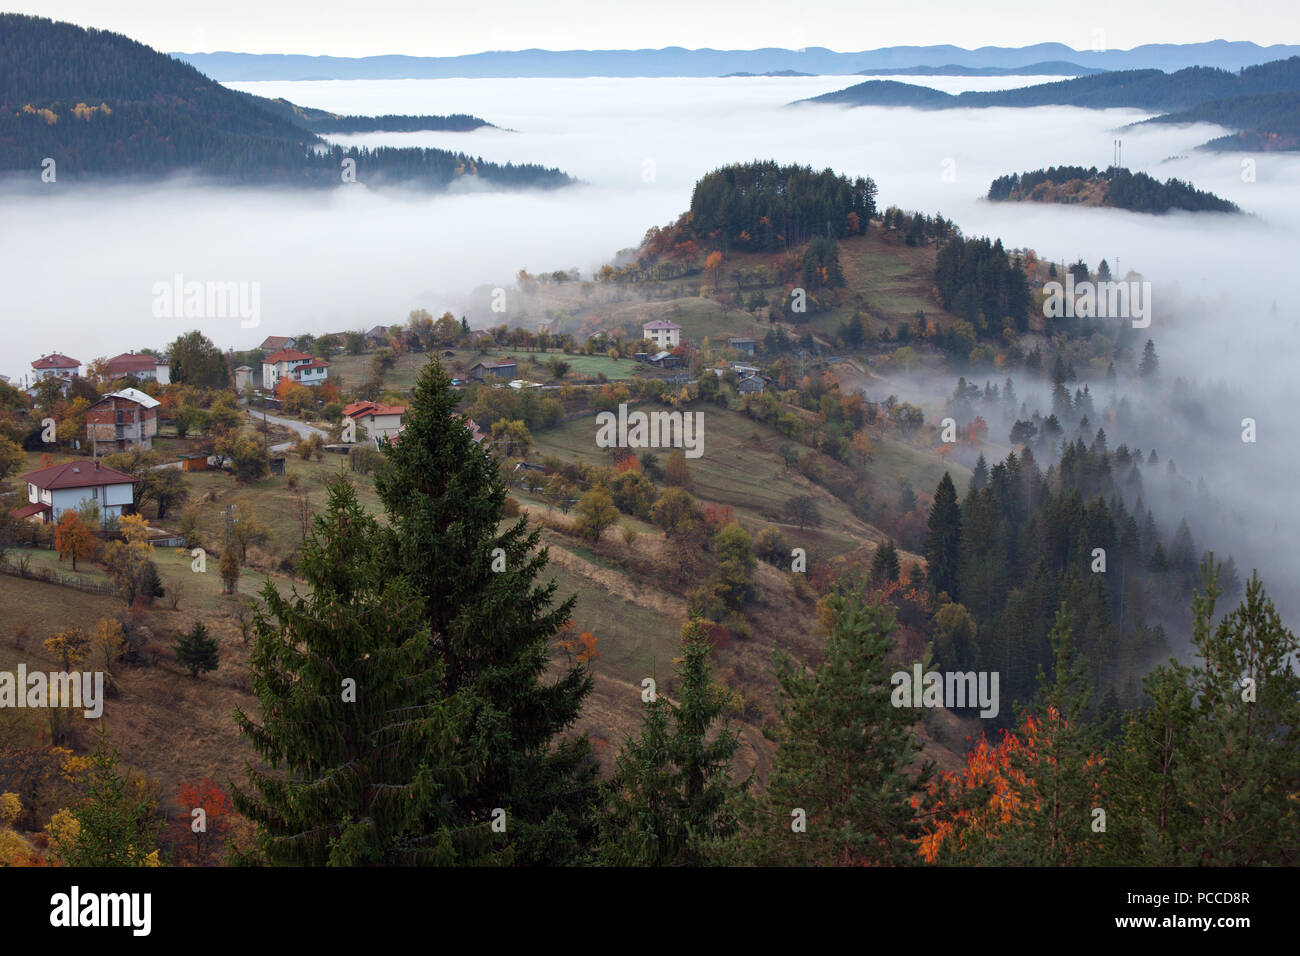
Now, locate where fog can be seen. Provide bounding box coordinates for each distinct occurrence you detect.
[3,72,1299,611]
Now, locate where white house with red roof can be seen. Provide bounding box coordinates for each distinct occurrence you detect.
[342,400,406,443]
[30,353,82,387]
[261,348,316,390]
[291,357,330,385]
[642,319,682,349]
[103,351,171,385]
[16,460,138,526]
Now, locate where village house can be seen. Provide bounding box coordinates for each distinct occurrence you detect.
[737,373,766,395]
[30,353,82,388]
[86,388,160,456]
[261,348,315,390]
[15,460,138,527]
[726,337,756,357]
[647,350,680,369]
[233,365,255,391]
[259,335,296,353]
[642,319,682,349]
[103,351,171,385]
[291,357,331,386]
[364,326,392,349]
[468,359,518,382]
[342,400,406,444]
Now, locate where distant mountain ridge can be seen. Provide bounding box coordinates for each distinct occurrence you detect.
[173,41,1300,81]
[800,57,1300,149]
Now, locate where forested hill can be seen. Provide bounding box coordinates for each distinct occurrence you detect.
[805,57,1300,111]
[802,57,1300,150]
[686,161,879,251]
[243,94,494,134]
[1142,91,1300,150]
[0,14,567,188]
[988,166,1240,214]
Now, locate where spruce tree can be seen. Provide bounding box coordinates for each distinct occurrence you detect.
[54,724,161,866]
[233,475,487,865]
[374,359,596,865]
[870,539,900,586]
[175,621,219,678]
[596,620,746,865]
[766,579,933,865]
[924,472,963,599]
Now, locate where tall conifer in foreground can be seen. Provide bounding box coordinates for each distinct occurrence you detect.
[374,359,596,865]
[233,475,487,865]
[766,580,933,865]
[596,620,746,865]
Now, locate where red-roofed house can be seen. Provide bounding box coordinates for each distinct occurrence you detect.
[261,348,315,390]
[291,357,330,386]
[31,353,82,385]
[259,335,296,353]
[342,400,406,443]
[18,460,138,526]
[387,416,484,449]
[103,351,171,385]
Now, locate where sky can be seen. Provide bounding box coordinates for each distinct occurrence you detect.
[6,0,1300,56]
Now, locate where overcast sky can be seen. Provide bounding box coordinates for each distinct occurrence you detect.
[7,0,1299,56]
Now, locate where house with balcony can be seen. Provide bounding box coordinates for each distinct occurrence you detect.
[291,358,330,386]
[261,348,315,390]
[15,460,138,527]
[86,388,160,456]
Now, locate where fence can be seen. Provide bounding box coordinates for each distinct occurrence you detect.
[0,558,121,596]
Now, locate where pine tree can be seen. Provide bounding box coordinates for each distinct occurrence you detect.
[870,539,900,586]
[234,476,487,865]
[766,580,933,865]
[1139,339,1159,379]
[970,453,989,491]
[374,359,596,864]
[985,607,1106,864]
[596,620,745,865]
[54,724,161,866]
[174,621,218,678]
[924,472,963,599]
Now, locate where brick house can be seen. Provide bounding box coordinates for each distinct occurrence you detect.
[86,388,160,456]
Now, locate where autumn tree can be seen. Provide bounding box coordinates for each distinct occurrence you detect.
[54,510,98,571]
[219,548,240,595]
[91,618,127,675]
[230,509,270,562]
[574,485,619,542]
[174,778,234,865]
[44,627,91,670]
[664,449,691,489]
